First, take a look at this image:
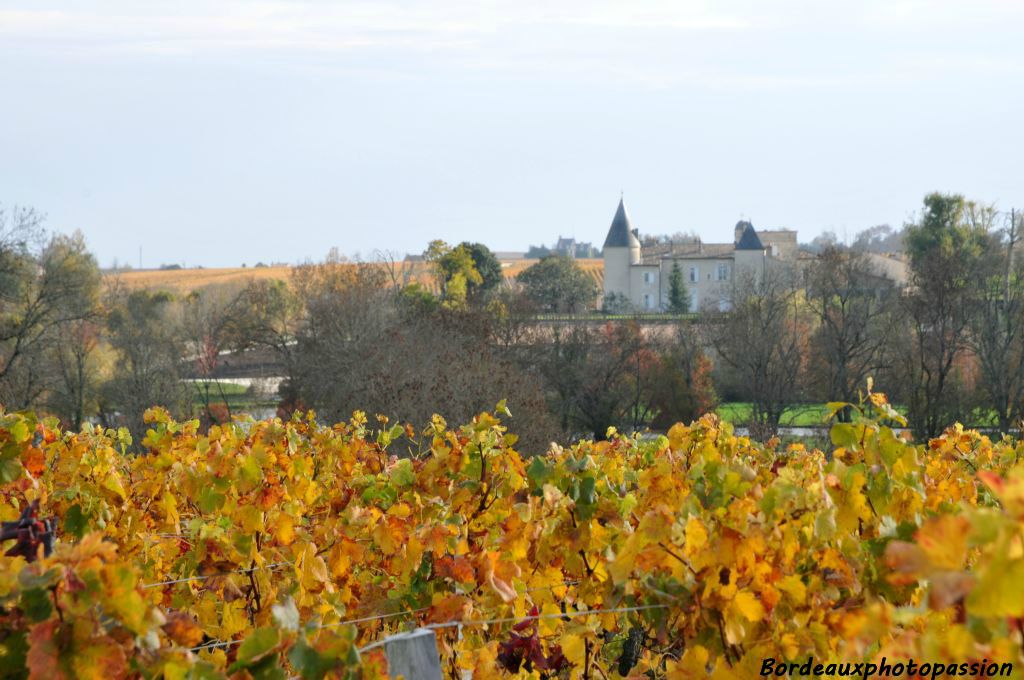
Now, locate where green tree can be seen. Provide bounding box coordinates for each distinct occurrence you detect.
[602,292,633,314]
[459,242,503,301]
[424,240,482,309]
[517,256,597,313]
[904,193,991,271]
[895,192,994,438]
[668,262,689,313]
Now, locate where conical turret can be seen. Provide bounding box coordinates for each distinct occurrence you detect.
[603,198,641,249]
[603,197,642,303]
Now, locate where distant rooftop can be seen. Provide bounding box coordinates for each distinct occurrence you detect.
[735,222,765,250]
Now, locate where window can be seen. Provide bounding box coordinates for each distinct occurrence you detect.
[643,293,655,309]
[643,271,655,285]
[689,266,699,283]
[717,263,729,281]
[690,290,699,310]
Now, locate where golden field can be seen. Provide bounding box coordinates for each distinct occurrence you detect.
[105,259,605,294]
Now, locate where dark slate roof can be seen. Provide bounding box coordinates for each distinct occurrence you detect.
[603,199,641,248]
[735,222,765,250]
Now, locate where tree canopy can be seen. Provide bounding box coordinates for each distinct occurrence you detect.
[517,256,597,313]
[424,240,502,308]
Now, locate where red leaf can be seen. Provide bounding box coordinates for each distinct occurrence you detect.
[513,606,538,632]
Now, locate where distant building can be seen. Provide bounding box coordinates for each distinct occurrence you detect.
[601,198,908,312]
[862,252,910,286]
[527,237,599,260]
[554,237,598,259]
[602,199,795,312]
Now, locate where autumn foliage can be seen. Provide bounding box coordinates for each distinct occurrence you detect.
[0,390,1023,678]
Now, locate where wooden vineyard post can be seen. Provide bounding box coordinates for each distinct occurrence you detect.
[382,628,443,680]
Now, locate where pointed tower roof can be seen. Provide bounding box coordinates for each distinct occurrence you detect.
[603,198,641,248]
[735,221,765,250]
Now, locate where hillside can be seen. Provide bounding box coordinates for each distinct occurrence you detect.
[105,259,605,294]
[104,265,295,293]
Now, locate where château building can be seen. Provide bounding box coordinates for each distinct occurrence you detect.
[602,198,798,312]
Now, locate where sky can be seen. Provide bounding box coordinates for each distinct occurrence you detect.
[1,1,1022,268]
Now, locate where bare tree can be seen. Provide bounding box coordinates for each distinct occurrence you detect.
[647,323,717,431]
[535,321,666,439]
[250,254,560,451]
[706,266,808,439]
[288,259,394,415]
[969,209,1024,432]
[851,224,905,254]
[805,247,896,417]
[487,288,542,350]
[101,285,189,440]
[803,231,839,254]
[0,209,101,412]
[181,283,250,426]
[0,205,45,279]
[49,318,103,429]
[233,278,303,398]
[374,249,415,292]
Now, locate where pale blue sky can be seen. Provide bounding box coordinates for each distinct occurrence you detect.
[1,1,1022,267]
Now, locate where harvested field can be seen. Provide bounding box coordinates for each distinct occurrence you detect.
[105,259,605,293]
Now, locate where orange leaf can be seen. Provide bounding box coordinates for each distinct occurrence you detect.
[163,611,205,647]
[883,541,930,584]
[977,470,1005,495]
[435,555,476,583]
[27,620,71,680]
[22,447,45,477]
[69,635,128,680]
[425,594,473,625]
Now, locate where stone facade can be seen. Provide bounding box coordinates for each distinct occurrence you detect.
[602,199,790,312]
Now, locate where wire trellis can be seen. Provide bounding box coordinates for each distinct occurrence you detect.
[142,561,293,589]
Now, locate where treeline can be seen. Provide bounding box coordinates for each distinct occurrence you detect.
[709,192,1024,439]
[208,248,715,453]
[0,220,711,451]
[1,192,1022,448]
